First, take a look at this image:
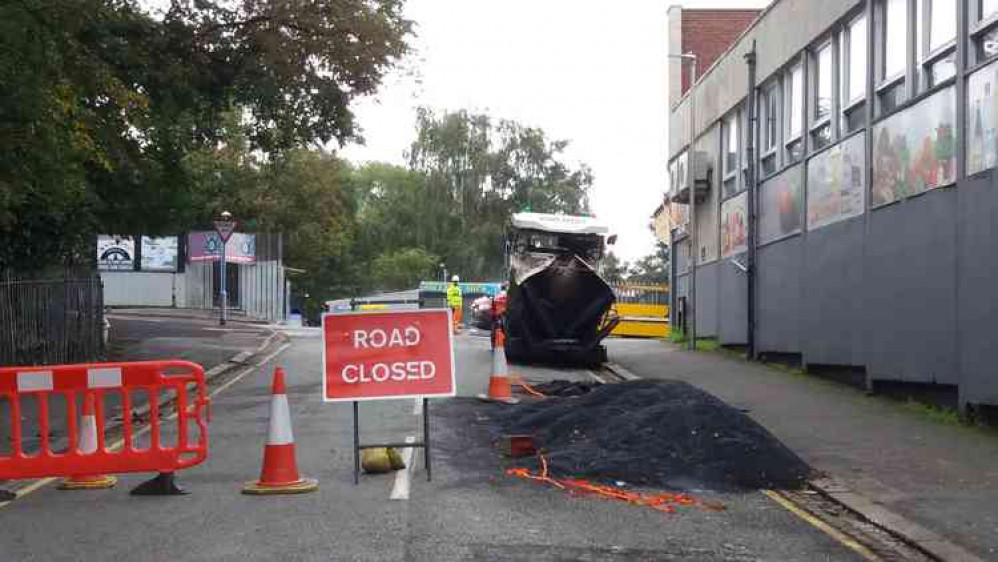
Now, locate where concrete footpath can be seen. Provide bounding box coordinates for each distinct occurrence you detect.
[606,338,998,562]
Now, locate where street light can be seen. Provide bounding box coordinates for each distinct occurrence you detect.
[668,52,698,351]
[214,211,236,326]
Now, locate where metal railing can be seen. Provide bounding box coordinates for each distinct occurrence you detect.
[0,273,105,366]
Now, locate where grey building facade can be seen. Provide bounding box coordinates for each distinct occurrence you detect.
[666,0,998,409]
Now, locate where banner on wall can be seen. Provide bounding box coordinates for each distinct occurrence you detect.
[97,235,135,270]
[759,164,803,245]
[807,134,866,231]
[140,236,179,272]
[720,192,747,258]
[872,86,957,207]
[188,231,256,263]
[968,59,998,176]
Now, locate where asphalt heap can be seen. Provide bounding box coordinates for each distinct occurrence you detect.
[494,379,812,491]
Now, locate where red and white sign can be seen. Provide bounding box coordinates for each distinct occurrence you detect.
[214,219,237,243]
[322,310,456,402]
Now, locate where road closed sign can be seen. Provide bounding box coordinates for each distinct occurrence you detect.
[322,309,456,402]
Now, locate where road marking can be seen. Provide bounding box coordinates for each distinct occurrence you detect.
[389,436,417,501]
[762,489,880,561]
[412,397,423,415]
[0,342,292,511]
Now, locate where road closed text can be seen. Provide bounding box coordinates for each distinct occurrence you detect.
[341,360,436,383]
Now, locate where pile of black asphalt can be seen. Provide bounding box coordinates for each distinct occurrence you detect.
[491,379,813,491]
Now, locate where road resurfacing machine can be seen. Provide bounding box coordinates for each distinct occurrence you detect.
[502,212,619,367]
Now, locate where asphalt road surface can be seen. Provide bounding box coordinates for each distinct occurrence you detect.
[0,331,861,561]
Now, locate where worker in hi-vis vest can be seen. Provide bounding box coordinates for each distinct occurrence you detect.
[446,275,463,333]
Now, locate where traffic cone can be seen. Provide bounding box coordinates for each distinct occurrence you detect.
[58,394,117,490]
[242,367,318,495]
[478,327,519,405]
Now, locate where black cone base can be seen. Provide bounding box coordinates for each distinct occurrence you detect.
[130,472,188,496]
[0,489,15,502]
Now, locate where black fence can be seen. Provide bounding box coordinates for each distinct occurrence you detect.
[0,273,105,366]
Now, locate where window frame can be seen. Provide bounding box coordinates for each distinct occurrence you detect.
[917,0,957,90]
[786,60,805,149]
[972,0,998,66]
[842,13,869,108]
[722,111,740,181]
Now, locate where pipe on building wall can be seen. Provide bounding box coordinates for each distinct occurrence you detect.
[744,41,758,360]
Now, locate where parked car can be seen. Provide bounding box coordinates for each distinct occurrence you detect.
[470,295,493,330]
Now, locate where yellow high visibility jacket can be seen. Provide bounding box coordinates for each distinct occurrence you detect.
[446,283,463,307]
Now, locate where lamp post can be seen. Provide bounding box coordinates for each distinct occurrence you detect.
[669,52,698,351]
[214,211,236,326]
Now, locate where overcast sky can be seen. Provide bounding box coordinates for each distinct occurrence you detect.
[341,0,772,262]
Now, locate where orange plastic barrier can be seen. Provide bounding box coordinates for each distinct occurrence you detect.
[0,360,209,481]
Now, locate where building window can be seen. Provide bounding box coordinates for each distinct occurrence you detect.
[847,15,868,103]
[723,114,738,176]
[761,84,779,177]
[985,0,998,21]
[762,85,779,154]
[815,43,833,122]
[788,63,803,139]
[811,124,832,151]
[975,1,998,64]
[883,0,908,81]
[927,1,956,53]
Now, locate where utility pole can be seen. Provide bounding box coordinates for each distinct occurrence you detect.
[214,211,236,326]
[670,52,698,351]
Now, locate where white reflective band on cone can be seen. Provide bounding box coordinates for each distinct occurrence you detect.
[79,415,98,454]
[267,394,294,445]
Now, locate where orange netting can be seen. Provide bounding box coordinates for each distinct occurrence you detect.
[506,454,725,514]
[509,376,547,398]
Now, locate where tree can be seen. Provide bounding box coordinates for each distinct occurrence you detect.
[600,251,630,284]
[0,0,411,271]
[627,242,670,284]
[371,248,440,291]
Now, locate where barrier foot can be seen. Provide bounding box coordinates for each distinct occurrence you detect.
[57,475,117,490]
[0,489,16,502]
[130,472,187,496]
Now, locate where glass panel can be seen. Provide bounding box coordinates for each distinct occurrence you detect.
[807,133,866,230]
[928,51,956,87]
[843,102,866,134]
[758,164,803,245]
[849,16,868,102]
[879,81,906,114]
[764,87,779,151]
[929,0,956,51]
[976,26,998,61]
[762,154,777,177]
[816,44,833,120]
[720,192,748,258]
[723,178,739,199]
[872,86,957,207]
[983,0,998,22]
[811,124,832,151]
[724,116,738,173]
[884,0,908,80]
[787,139,804,164]
[789,64,803,137]
[967,59,998,175]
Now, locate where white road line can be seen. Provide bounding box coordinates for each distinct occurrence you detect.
[389,436,417,501]
[209,343,292,398]
[412,397,423,415]
[106,316,166,323]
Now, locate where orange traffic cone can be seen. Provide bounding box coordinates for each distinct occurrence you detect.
[242,367,318,495]
[58,394,117,490]
[478,327,519,405]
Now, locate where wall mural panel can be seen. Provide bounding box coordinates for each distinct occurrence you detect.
[807,133,866,230]
[872,86,956,207]
[968,59,998,176]
[721,192,748,258]
[759,164,803,245]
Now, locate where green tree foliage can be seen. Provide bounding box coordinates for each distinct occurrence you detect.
[600,251,630,284]
[0,0,410,271]
[355,108,593,281]
[371,247,440,291]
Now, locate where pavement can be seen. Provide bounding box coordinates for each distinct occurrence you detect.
[0,327,865,561]
[106,309,274,372]
[606,337,998,561]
